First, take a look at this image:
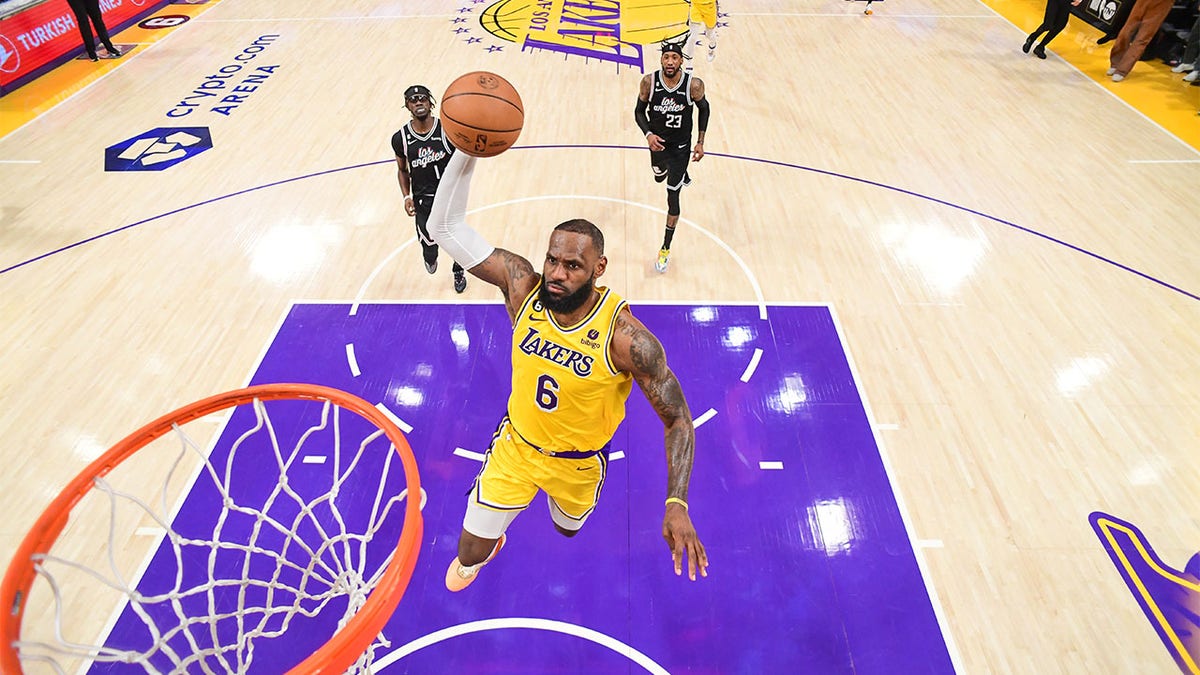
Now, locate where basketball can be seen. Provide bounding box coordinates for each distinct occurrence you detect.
[440,72,524,158]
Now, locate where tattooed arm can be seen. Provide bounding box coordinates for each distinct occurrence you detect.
[428,151,539,323]
[471,248,539,323]
[611,307,709,581]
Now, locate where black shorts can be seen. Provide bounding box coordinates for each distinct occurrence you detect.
[650,140,692,191]
[413,194,435,246]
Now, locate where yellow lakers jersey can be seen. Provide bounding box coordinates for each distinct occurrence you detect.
[507,281,634,452]
[691,0,718,28]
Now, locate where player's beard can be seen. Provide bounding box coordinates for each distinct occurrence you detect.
[540,277,595,315]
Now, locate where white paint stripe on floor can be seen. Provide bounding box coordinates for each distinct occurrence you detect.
[759,461,784,470]
[302,455,326,464]
[345,343,361,377]
[693,408,717,427]
[454,447,486,462]
[740,348,763,382]
[375,403,413,433]
[608,450,625,461]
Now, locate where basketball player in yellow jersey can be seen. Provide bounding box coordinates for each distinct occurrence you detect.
[683,0,719,64]
[428,151,708,591]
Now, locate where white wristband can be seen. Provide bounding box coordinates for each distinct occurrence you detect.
[403,194,413,201]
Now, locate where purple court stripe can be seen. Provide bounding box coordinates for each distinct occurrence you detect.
[5,146,1194,304]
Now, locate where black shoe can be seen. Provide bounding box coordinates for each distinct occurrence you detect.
[1023,36,1035,53]
[87,52,99,61]
[453,270,467,294]
[105,46,122,58]
[1097,35,1115,45]
[1033,45,1047,59]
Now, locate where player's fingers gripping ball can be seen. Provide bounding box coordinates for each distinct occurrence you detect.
[441,72,524,158]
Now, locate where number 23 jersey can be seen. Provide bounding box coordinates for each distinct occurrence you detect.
[508,282,634,452]
[647,70,695,145]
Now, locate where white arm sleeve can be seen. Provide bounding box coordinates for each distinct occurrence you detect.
[428,151,496,270]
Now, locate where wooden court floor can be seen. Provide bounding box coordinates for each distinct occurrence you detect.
[1,0,1198,672]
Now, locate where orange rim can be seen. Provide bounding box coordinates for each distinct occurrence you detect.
[0,383,423,674]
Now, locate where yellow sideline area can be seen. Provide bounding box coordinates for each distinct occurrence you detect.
[0,0,1196,148]
[0,0,224,135]
[986,0,1200,150]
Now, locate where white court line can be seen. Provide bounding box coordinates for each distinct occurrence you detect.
[975,1,1200,158]
[349,238,418,316]
[0,160,41,164]
[453,447,486,462]
[1127,159,1200,164]
[87,303,295,662]
[740,348,763,382]
[693,408,717,427]
[375,402,413,434]
[197,15,445,22]
[608,450,625,461]
[759,461,784,470]
[302,456,326,465]
[345,343,361,377]
[372,617,670,674]
[731,12,996,17]
[826,304,964,671]
[353,194,769,321]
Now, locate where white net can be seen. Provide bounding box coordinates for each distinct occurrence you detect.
[11,394,421,674]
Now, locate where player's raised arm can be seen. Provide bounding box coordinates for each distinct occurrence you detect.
[610,307,709,581]
[427,151,539,321]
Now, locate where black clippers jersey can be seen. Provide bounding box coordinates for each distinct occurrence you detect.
[391,118,456,197]
[647,70,694,144]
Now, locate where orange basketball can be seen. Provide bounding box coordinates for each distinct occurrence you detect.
[440,72,524,158]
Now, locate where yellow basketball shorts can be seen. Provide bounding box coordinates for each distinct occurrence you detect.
[691,0,718,29]
[463,417,609,539]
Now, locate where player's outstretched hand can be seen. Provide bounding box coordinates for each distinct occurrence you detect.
[663,503,708,581]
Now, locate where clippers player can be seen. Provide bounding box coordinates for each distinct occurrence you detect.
[391,84,467,293]
[634,42,710,273]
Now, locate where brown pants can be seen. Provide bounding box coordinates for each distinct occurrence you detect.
[1108,0,1173,76]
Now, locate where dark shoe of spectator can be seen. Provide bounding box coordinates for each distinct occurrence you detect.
[1097,34,1115,45]
[1023,35,1035,53]
[1033,45,1047,59]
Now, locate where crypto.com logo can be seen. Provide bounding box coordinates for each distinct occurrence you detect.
[0,35,20,75]
[105,127,213,172]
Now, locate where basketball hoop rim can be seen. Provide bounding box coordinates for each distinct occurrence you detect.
[0,383,424,675]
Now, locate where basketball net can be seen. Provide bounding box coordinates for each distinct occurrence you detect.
[2,384,423,674]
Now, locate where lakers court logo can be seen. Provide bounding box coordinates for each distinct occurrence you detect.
[450,0,727,72]
[1090,512,1200,672]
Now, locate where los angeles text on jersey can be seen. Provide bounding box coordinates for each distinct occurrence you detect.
[517,327,594,377]
[652,98,686,115]
[410,145,449,170]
